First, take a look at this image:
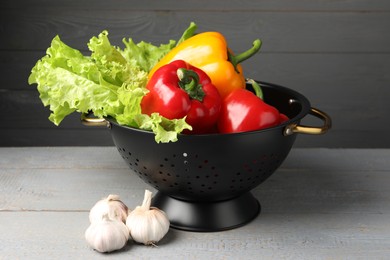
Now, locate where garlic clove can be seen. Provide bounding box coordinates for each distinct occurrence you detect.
[89,194,128,223]
[126,190,170,245]
[85,214,130,253]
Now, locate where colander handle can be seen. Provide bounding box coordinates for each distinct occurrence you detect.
[80,113,110,127]
[284,107,331,136]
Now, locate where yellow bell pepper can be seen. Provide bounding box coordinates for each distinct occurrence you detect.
[148,32,261,98]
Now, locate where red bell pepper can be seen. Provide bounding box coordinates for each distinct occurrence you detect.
[218,80,287,134]
[141,60,221,134]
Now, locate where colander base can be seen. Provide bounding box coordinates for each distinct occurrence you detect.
[152,191,260,232]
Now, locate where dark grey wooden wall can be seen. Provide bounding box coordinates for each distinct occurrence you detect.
[1,0,390,148]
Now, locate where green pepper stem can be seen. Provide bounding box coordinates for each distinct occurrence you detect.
[177,68,205,102]
[247,79,264,100]
[228,39,262,72]
[176,22,198,46]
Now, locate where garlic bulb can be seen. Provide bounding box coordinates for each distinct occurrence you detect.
[89,194,128,223]
[126,190,170,245]
[85,214,130,253]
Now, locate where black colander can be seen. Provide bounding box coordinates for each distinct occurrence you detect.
[82,81,331,232]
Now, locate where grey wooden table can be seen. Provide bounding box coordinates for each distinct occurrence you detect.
[1,147,389,259]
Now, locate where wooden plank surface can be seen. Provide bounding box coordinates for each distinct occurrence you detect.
[1,147,389,258]
[3,0,390,11]
[2,10,389,52]
[1,0,390,148]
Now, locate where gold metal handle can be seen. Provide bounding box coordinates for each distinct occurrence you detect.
[81,113,110,128]
[284,107,332,136]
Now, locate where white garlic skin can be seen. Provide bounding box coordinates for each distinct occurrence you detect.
[85,215,130,253]
[126,190,170,245]
[89,194,128,223]
[126,207,170,245]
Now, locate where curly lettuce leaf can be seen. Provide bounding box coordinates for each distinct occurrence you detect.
[28,36,122,125]
[121,39,176,72]
[120,21,198,72]
[136,113,192,143]
[28,25,196,143]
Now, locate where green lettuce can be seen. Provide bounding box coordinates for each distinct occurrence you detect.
[120,21,197,72]
[28,23,197,143]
